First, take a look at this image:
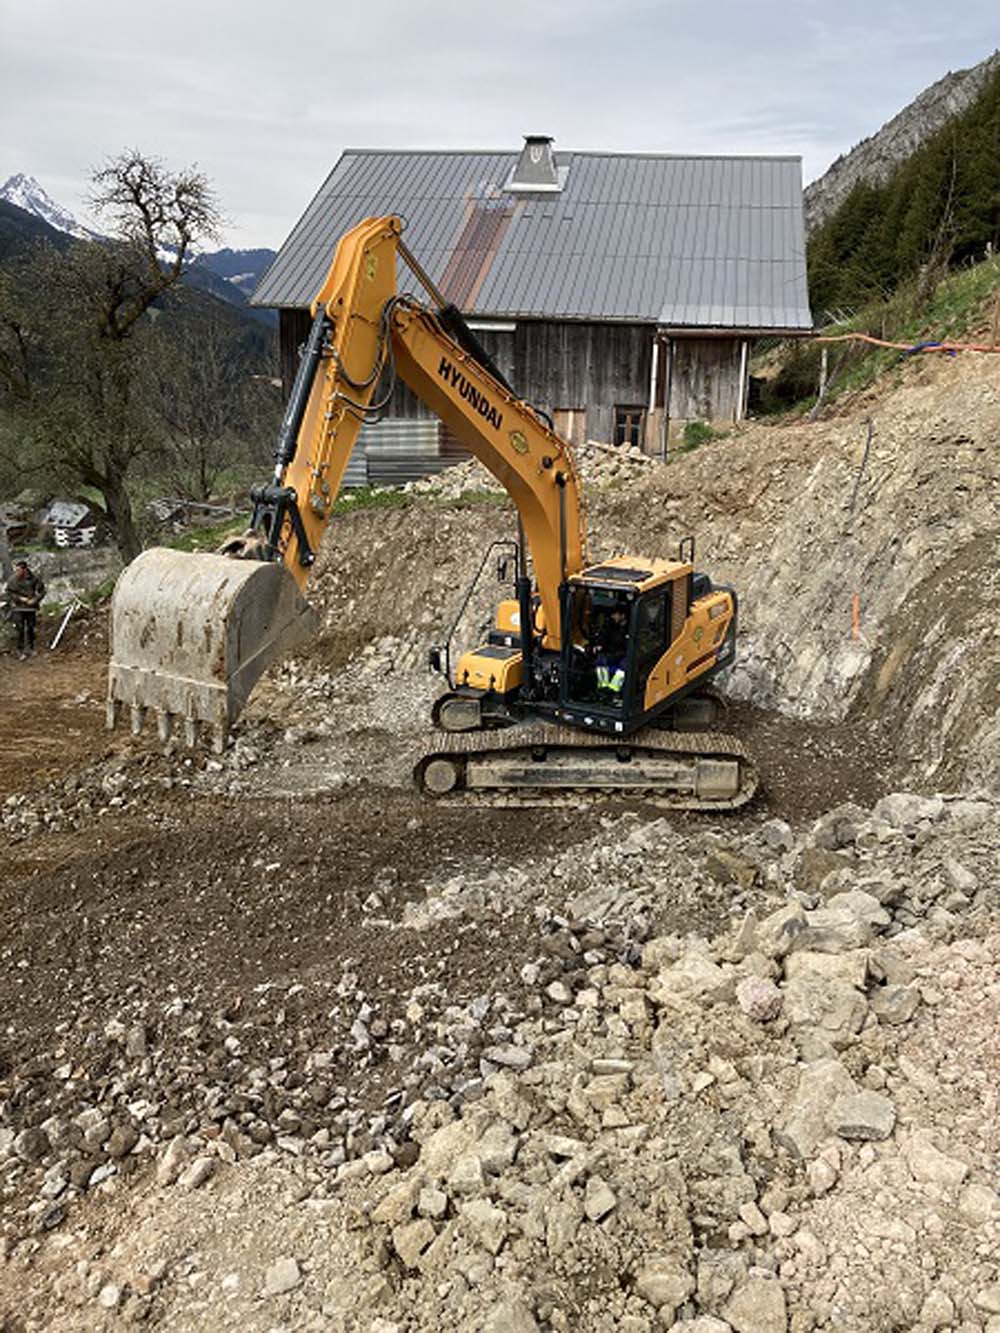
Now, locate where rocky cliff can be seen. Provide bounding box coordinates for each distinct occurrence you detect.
[805,50,1000,232]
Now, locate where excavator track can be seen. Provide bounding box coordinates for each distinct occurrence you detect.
[414,722,757,811]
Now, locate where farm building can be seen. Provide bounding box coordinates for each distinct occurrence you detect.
[253,137,812,482]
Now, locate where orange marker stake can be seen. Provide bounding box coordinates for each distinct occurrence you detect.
[852,592,860,640]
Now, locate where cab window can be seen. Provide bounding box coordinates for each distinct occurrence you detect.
[634,589,670,694]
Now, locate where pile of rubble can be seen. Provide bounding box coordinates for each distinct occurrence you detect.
[403,438,653,503]
[4,788,998,1330]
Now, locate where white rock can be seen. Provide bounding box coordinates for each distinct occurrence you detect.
[874,792,944,828]
[650,952,735,1008]
[418,1186,449,1220]
[155,1134,191,1187]
[97,1284,121,1310]
[583,1175,617,1222]
[481,1298,539,1333]
[961,1182,1000,1225]
[776,1059,857,1159]
[724,1275,787,1333]
[482,1044,533,1070]
[901,1130,969,1187]
[461,1198,508,1254]
[974,1285,1000,1315]
[919,1289,954,1329]
[263,1256,301,1296]
[449,1151,486,1196]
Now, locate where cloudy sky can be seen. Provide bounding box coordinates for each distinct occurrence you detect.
[2,0,997,249]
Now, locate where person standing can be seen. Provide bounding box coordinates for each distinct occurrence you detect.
[6,557,46,660]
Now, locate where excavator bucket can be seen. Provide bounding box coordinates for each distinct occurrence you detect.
[106,548,318,751]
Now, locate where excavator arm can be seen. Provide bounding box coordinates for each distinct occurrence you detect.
[261,215,585,646]
[107,216,587,744]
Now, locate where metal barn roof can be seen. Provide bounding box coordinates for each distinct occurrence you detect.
[252,148,812,331]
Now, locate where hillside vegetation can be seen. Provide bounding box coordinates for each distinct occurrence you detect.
[808,65,1000,319]
[763,66,1000,415]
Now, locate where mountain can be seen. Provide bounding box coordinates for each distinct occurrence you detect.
[806,60,1000,315]
[192,247,276,300]
[805,50,1000,232]
[1,170,277,323]
[0,198,73,263]
[0,172,103,241]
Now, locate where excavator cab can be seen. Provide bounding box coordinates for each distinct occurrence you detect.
[557,556,731,736]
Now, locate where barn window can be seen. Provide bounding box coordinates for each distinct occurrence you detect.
[613,406,645,447]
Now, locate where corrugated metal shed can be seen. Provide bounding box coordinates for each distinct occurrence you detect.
[253,149,812,331]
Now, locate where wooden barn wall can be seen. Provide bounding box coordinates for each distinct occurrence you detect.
[278,309,313,397]
[667,338,744,429]
[278,311,655,446]
[506,321,654,445]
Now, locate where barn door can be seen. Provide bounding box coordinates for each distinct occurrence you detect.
[553,408,586,446]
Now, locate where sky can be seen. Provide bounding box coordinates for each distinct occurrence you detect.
[2,0,998,250]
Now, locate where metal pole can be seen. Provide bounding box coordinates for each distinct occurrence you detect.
[737,339,749,422]
[398,237,448,310]
[647,335,659,452]
[661,338,675,462]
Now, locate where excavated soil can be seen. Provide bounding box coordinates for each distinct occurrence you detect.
[2,350,999,1333]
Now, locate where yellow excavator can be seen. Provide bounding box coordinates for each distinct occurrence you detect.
[107,215,756,808]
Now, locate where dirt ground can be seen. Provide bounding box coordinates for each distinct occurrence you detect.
[0,612,111,803]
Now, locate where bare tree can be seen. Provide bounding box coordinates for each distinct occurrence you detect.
[150,315,275,501]
[0,150,222,560]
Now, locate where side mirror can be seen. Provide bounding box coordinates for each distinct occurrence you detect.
[497,556,510,583]
[428,647,443,674]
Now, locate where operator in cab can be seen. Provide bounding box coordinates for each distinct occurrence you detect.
[594,604,629,700]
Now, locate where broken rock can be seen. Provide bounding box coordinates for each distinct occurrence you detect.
[634,1254,695,1315]
[775,1058,857,1159]
[828,1090,896,1141]
[724,1274,788,1333]
[736,975,783,1022]
[649,951,735,1008]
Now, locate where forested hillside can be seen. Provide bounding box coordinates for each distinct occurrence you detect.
[808,64,1000,318]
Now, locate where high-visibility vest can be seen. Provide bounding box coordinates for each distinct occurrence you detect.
[596,663,625,693]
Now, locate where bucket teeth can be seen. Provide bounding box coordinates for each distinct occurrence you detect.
[106,699,119,731]
[130,705,145,736]
[156,711,173,743]
[184,717,198,747]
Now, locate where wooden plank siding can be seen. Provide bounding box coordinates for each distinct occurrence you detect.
[277,311,750,469]
[279,311,654,440]
[665,337,747,437]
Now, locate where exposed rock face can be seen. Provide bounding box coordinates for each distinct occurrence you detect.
[805,49,1000,231]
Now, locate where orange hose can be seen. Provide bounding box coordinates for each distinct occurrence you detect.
[814,332,1000,353]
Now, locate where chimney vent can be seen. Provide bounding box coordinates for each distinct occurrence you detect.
[505,135,564,193]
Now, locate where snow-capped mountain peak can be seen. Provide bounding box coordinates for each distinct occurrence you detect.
[0,172,103,241]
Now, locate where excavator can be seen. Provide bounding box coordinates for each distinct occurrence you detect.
[107,215,756,809]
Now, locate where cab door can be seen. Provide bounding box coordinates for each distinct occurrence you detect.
[630,587,671,717]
